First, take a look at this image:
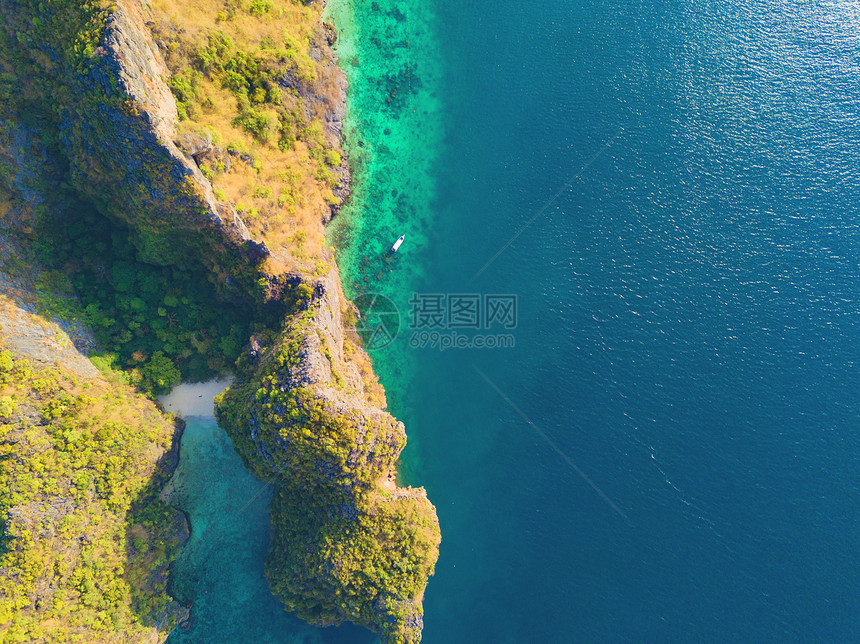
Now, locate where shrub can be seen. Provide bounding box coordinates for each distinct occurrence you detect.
[232,103,275,143]
[248,0,273,17]
[138,352,180,396]
[253,185,273,199]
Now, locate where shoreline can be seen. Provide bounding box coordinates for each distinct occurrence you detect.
[156,3,441,638]
[322,0,445,488]
[158,378,233,419]
[0,0,439,639]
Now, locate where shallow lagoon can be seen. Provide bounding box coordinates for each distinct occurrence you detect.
[161,384,372,644]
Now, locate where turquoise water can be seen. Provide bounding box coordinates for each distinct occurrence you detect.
[331,0,860,642]
[163,1,447,637]
[165,417,371,644]
[324,0,441,451]
[166,0,860,641]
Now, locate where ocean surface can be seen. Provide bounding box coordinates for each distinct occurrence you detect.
[169,0,860,641]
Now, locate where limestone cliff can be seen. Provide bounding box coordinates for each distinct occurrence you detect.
[216,266,439,643]
[0,0,440,642]
[0,296,189,643]
[0,0,264,291]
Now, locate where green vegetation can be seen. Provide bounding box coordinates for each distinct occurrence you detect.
[0,1,440,642]
[30,204,270,391]
[147,0,345,268]
[266,487,439,643]
[216,304,440,643]
[163,20,317,140]
[159,17,335,178]
[200,31,314,150]
[1,0,109,73]
[0,346,185,642]
[219,310,404,491]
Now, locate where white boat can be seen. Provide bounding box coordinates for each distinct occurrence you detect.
[390,234,405,252]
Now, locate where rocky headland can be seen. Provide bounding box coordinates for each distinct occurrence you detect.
[0,0,439,642]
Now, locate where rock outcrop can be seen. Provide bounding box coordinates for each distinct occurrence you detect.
[0,298,97,378]
[0,0,440,641]
[216,266,440,643]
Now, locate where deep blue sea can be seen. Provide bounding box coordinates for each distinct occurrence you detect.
[407,0,860,641]
[170,0,860,642]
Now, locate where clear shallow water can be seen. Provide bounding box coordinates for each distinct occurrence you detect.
[165,417,371,644]
[164,0,860,641]
[324,0,442,443]
[333,0,860,642]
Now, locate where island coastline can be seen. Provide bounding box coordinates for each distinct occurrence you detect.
[0,0,440,642]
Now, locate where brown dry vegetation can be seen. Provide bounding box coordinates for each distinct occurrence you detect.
[149,0,346,276]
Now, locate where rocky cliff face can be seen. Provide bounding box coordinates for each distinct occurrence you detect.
[0,0,440,642]
[216,266,440,643]
[0,297,189,643]
[75,3,261,264]
[0,0,265,291]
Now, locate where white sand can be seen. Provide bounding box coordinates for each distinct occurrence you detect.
[158,377,233,418]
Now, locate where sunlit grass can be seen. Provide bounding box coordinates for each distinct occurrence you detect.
[150,0,344,275]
